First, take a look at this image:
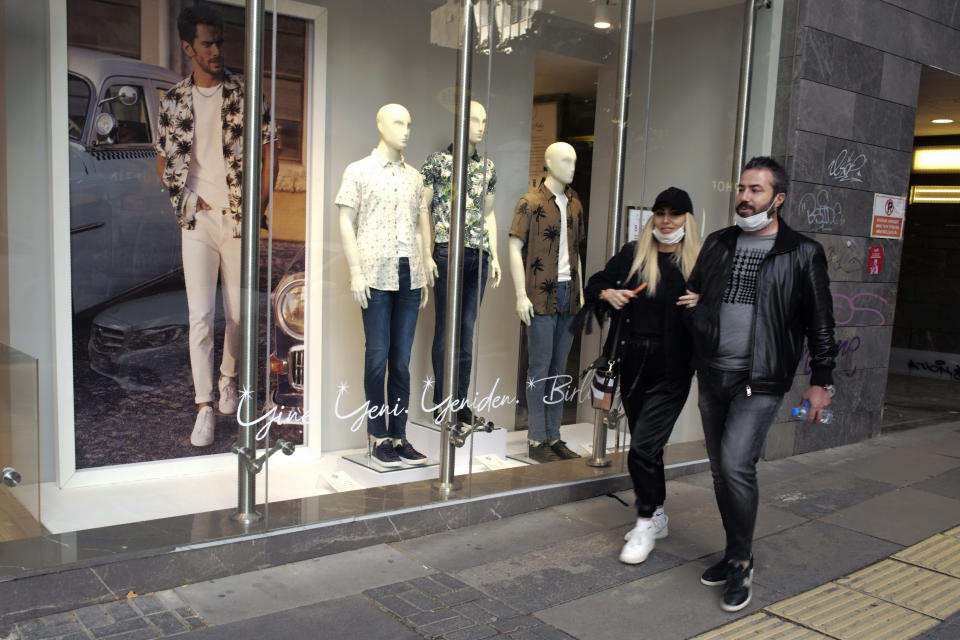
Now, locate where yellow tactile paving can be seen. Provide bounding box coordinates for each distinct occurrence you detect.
[836,558,960,620]
[690,612,832,639]
[893,533,960,579]
[766,583,939,640]
[942,525,960,539]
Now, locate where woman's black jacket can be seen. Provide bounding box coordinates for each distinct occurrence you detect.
[578,242,693,380]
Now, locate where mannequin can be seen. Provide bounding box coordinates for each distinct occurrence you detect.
[335,103,430,467]
[508,141,585,463]
[421,100,500,424]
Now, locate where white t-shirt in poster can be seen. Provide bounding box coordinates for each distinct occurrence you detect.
[185,84,231,210]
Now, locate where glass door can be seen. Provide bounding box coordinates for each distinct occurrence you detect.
[0,344,42,541]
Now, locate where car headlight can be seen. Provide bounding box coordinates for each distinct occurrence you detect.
[274,274,305,340]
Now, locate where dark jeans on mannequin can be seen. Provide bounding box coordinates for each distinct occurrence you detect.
[361,258,421,439]
[431,243,489,408]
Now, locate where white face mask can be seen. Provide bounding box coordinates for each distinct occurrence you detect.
[734,198,777,233]
[653,226,685,245]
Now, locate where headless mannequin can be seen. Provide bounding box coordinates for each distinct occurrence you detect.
[508,142,583,325]
[338,103,429,309]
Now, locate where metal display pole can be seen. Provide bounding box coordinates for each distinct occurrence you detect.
[234,0,265,522]
[588,0,637,468]
[437,0,475,497]
[729,0,768,221]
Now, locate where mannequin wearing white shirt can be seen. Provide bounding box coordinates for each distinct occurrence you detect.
[335,103,430,466]
[507,141,585,462]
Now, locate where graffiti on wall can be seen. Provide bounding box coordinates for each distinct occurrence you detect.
[801,334,863,378]
[826,148,868,184]
[833,292,887,327]
[800,189,845,231]
[907,359,960,381]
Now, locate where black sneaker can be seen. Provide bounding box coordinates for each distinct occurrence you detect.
[700,557,731,587]
[395,440,427,464]
[721,558,753,612]
[371,439,402,467]
[550,440,581,459]
[528,442,562,463]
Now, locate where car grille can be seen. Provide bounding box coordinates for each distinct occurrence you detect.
[288,345,304,391]
[93,325,126,353]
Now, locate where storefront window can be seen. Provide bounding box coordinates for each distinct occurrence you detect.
[2,0,770,560]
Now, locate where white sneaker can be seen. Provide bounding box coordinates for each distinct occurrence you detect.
[218,376,238,415]
[619,524,655,564]
[624,513,669,541]
[652,511,669,539]
[191,406,215,447]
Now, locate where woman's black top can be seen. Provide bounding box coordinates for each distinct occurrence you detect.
[581,242,693,379]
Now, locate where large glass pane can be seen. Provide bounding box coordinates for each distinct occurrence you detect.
[0,344,41,542]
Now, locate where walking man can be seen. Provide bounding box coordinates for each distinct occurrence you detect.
[155,3,274,447]
[679,156,837,611]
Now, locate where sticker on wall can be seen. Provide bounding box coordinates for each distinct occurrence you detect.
[870,193,906,239]
[867,246,884,275]
[627,207,653,241]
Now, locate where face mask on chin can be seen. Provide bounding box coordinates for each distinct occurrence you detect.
[653,226,685,245]
[734,198,777,233]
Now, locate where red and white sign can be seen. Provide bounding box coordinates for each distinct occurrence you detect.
[868,245,884,275]
[870,193,906,239]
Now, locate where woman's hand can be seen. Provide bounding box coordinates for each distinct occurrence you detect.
[677,289,699,308]
[600,288,635,310]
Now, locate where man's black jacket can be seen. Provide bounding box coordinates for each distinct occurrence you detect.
[685,220,837,394]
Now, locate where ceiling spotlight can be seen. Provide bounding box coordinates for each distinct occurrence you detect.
[594,0,613,29]
[931,118,955,124]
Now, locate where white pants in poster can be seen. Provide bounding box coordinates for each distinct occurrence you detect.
[182,209,242,404]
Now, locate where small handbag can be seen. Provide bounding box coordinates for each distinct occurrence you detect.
[588,310,626,411]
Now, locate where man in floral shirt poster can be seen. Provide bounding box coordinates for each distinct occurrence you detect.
[154,3,274,448]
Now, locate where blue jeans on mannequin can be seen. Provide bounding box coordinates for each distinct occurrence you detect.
[431,244,489,408]
[361,259,421,439]
[697,366,783,562]
[526,281,574,443]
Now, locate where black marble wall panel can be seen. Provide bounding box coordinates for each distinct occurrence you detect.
[796,28,883,95]
[784,182,875,237]
[779,0,801,58]
[881,0,960,29]
[793,325,895,380]
[853,94,916,152]
[879,54,922,107]
[800,0,960,75]
[829,280,899,331]
[795,79,856,140]
[791,131,911,196]
[794,408,884,454]
[0,568,113,629]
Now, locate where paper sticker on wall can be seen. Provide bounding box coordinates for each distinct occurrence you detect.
[627,207,653,241]
[871,194,906,239]
[867,246,884,275]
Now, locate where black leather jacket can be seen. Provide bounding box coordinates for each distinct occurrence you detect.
[685,220,837,394]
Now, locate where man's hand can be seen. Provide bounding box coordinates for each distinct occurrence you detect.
[516,296,534,326]
[801,385,832,424]
[489,258,501,287]
[677,289,699,308]
[198,196,212,211]
[420,286,429,310]
[350,271,370,309]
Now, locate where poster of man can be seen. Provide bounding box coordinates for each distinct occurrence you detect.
[67,0,308,467]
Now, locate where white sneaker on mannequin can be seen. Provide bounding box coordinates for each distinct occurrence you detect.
[218,376,238,415]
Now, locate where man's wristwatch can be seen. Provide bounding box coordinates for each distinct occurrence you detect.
[821,384,836,396]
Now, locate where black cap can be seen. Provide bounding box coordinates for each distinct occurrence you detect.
[652,187,693,215]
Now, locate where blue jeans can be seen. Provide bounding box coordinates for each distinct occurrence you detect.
[697,366,783,562]
[361,259,420,439]
[526,281,574,442]
[432,244,489,406]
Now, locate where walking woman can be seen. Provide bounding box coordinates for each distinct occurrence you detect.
[581,187,701,564]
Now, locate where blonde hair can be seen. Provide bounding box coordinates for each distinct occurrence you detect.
[626,212,701,297]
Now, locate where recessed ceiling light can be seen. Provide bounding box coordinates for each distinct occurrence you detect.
[931,118,955,124]
[594,1,613,29]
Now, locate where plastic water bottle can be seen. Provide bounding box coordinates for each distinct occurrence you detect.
[791,400,834,424]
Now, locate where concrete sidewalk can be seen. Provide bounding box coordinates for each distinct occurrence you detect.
[8,421,960,640]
